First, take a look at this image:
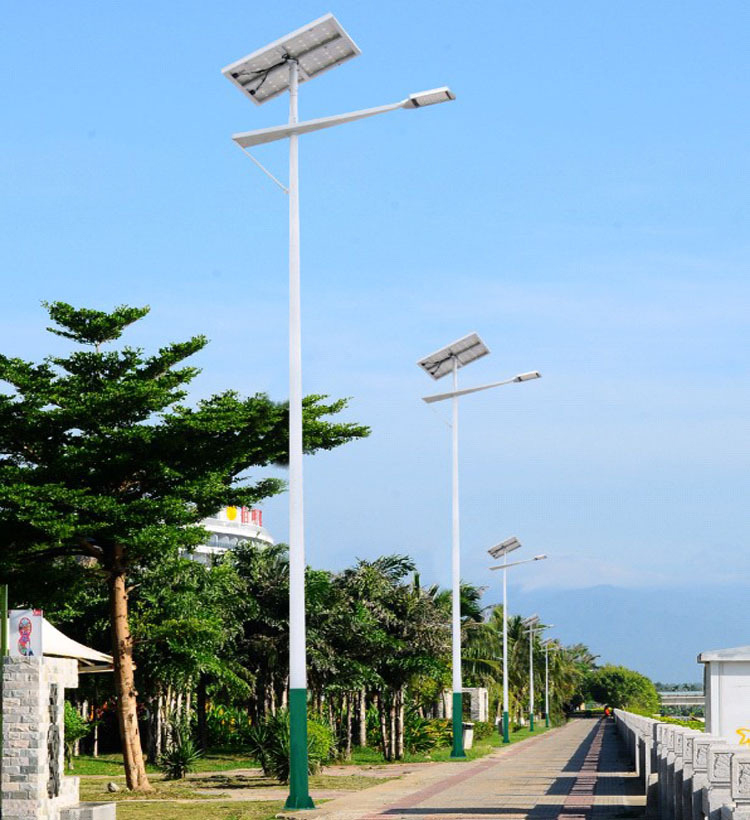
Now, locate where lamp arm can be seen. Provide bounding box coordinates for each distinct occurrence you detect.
[232,99,406,148]
[423,377,517,405]
[489,556,546,571]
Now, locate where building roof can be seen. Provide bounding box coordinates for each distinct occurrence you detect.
[697,645,750,663]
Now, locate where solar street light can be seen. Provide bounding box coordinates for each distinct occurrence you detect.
[523,615,540,731]
[486,540,547,743]
[224,15,454,809]
[417,333,491,758]
[417,333,540,757]
[541,634,557,727]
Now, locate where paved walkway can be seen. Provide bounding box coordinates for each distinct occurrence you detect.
[289,718,645,820]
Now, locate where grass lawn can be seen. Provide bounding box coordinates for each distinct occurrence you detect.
[80,772,395,803]
[351,723,551,765]
[77,726,551,819]
[68,750,257,776]
[115,799,283,820]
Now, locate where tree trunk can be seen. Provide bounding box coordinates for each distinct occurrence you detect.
[377,692,390,761]
[108,570,152,791]
[93,718,99,758]
[345,692,353,760]
[154,692,164,760]
[395,688,405,760]
[145,696,158,764]
[358,689,367,748]
[197,675,208,751]
[388,695,396,762]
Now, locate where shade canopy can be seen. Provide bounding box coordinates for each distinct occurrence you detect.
[8,618,115,673]
[417,332,490,380]
[222,13,360,105]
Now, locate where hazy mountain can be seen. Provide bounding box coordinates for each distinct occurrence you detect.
[507,584,750,683]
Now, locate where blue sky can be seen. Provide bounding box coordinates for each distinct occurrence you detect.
[2,1,749,680]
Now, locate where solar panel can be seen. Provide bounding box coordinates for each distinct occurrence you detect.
[417,332,490,380]
[487,537,522,560]
[222,14,361,105]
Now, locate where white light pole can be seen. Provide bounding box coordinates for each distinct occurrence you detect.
[541,636,556,728]
[419,334,541,757]
[488,542,547,743]
[223,15,455,809]
[522,614,540,731]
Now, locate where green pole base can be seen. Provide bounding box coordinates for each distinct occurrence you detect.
[502,711,510,744]
[545,714,550,728]
[285,688,315,810]
[450,691,466,758]
[529,712,535,732]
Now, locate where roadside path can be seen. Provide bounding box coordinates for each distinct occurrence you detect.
[284,718,645,820]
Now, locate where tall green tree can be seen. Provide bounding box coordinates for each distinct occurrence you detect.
[584,664,659,712]
[0,302,368,790]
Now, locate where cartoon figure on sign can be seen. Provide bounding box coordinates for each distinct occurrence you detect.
[17,616,34,656]
[737,728,750,745]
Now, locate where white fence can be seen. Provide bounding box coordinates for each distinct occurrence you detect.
[613,709,750,820]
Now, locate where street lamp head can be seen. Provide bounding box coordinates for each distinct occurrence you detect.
[403,87,456,109]
[533,554,547,561]
[522,614,540,627]
[514,371,541,382]
[487,536,521,560]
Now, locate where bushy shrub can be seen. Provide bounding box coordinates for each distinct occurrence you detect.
[424,718,452,747]
[307,718,336,765]
[64,701,91,769]
[404,709,438,754]
[205,703,253,748]
[246,710,333,783]
[472,720,493,741]
[159,724,203,779]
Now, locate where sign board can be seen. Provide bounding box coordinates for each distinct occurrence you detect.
[9,609,43,657]
[222,506,263,527]
[699,646,750,745]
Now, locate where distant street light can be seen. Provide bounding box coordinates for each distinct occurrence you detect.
[420,334,540,757]
[224,14,455,809]
[522,614,541,731]
[488,543,547,743]
[541,636,557,728]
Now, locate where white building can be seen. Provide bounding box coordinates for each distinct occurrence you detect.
[192,506,274,565]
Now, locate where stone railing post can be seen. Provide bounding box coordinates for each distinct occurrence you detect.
[681,730,703,820]
[704,745,738,820]
[730,749,750,820]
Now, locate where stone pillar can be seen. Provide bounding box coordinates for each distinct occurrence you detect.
[2,657,79,820]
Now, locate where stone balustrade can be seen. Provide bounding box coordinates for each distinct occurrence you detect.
[614,709,750,820]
